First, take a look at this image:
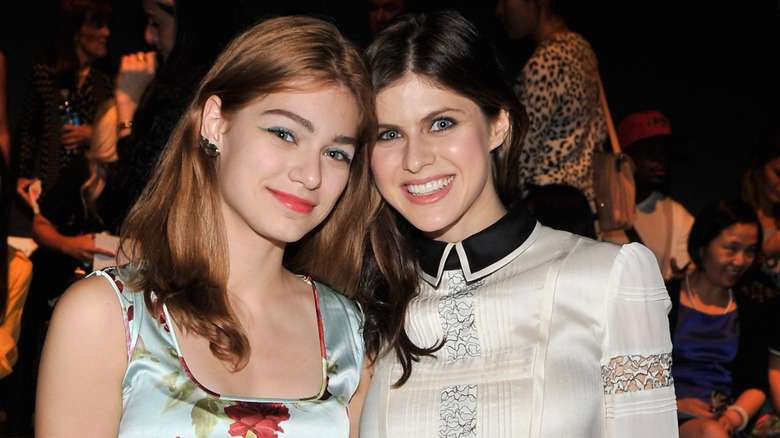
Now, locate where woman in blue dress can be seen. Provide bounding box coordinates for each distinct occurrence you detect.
[670,198,768,437]
[35,16,376,437]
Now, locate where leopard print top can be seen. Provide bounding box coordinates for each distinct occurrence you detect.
[514,32,607,207]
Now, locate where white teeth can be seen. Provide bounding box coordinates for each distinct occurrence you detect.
[406,176,454,195]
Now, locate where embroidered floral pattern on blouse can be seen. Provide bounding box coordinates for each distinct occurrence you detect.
[438,271,482,362]
[602,353,674,395]
[439,384,477,438]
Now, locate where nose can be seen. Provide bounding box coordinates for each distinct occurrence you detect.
[402,136,435,173]
[733,250,752,267]
[144,26,157,47]
[289,153,322,190]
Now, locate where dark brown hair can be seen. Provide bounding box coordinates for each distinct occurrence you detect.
[119,15,375,371]
[46,0,112,86]
[687,198,763,270]
[362,10,529,386]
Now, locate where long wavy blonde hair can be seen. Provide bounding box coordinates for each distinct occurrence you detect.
[79,99,117,220]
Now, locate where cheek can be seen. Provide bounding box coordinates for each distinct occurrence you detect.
[452,131,493,166]
[370,149,398,190]
[163,31,175,50]
[159,22,176,52]
[325,168,350,196]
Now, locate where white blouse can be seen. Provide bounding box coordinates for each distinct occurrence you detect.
[361,205,678,437]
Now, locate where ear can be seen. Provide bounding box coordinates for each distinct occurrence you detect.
[201,95,225,145]
[488,109,511,152]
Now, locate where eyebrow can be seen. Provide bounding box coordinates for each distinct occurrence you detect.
[334,135,357,146]
[422,107,462,122]
[424,107,453,118]
[264,109,314,132]
[263,108,357,146]
[377,107,463,130]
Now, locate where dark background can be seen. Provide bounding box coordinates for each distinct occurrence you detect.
[1,0,779,225]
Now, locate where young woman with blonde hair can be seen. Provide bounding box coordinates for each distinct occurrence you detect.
[36,15,375,437]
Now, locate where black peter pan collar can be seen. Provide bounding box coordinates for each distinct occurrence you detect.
[415,202,538,286]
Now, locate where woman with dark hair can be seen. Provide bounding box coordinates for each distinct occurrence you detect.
[36,15,375,437]
[108,0,245,231]
[359,10,676,437]
[15,0,113,203]
[670,198,767,437]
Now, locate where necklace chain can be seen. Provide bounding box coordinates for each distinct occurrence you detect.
[684,274,732,315]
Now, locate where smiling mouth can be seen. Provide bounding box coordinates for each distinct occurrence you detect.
[268,189,316,214]
[405,176,454,196]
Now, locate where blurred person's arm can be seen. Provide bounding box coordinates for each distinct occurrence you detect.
[114,52,156,139]
[31,213,114,265]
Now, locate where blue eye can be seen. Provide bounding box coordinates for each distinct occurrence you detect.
[431,118,454,132]
[377,129,402,141]
[324,148,352,165]
[260,126,296,143]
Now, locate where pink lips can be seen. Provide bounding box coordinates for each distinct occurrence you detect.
[402,175,454,205]
[268,189,316,214]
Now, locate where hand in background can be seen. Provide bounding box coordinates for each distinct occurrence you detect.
[115,51,156,105]
[668,257,692,282]
[63,233,116,265]
[716,409,741,436]
[16,177,41,208]
[60,123,93,148]
[677,397,717,419]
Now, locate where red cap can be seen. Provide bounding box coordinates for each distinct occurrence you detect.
[617,110,673,149]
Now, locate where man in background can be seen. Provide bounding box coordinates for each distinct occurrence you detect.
[602,110,694,282]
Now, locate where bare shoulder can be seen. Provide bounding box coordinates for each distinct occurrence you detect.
[56,273,121,311]
[37,275,128,436]
[42,273,128,380]
[48,274,127,343]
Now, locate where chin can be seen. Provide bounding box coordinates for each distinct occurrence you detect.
[408,217,454,239]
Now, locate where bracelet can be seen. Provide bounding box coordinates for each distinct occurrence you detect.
[726,405,749,431]
[117,120,133,132]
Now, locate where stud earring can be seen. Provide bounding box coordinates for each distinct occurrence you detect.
[199,136,220,157]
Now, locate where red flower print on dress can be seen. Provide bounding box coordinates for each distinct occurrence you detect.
[225,402,290,438]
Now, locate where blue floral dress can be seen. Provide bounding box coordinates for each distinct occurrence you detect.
[91,266,364,438]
